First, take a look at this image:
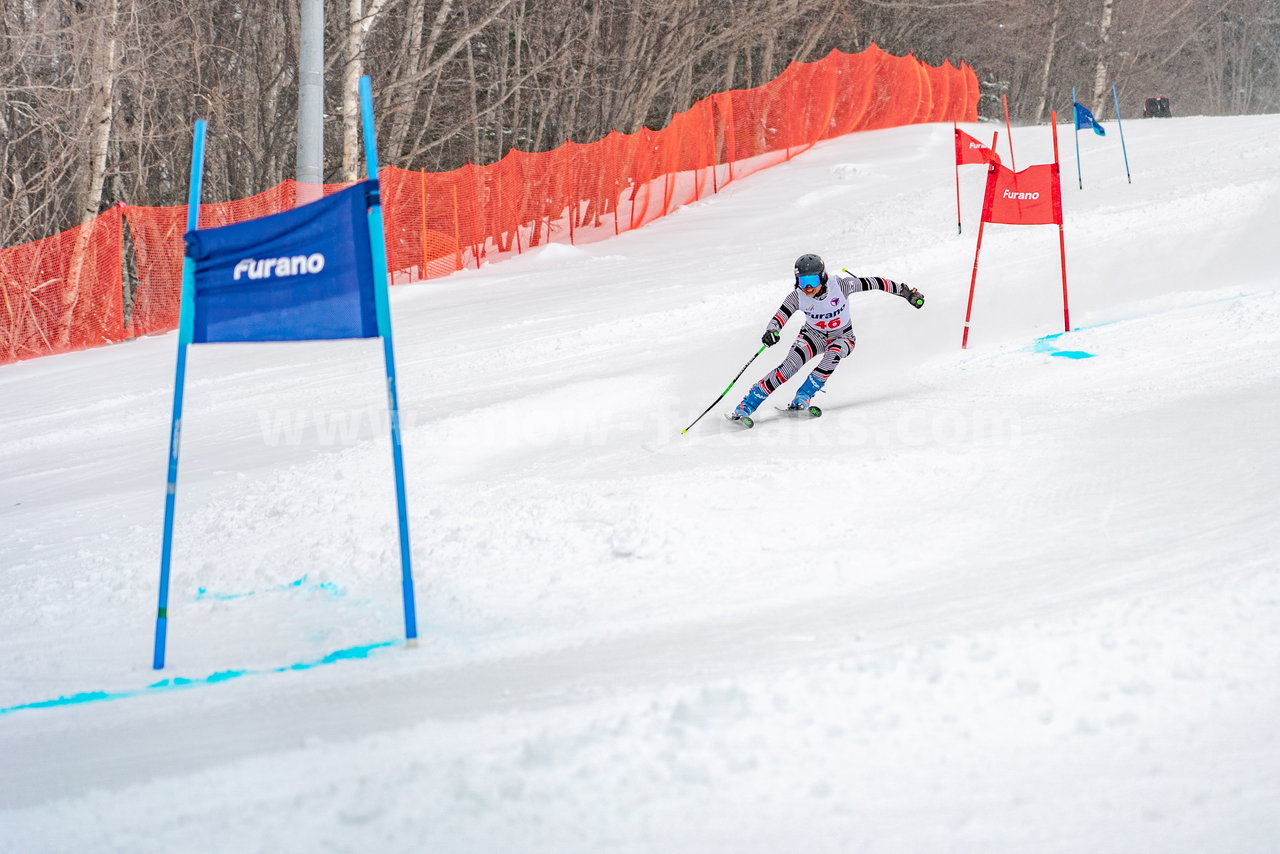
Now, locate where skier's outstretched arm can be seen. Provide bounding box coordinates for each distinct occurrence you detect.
[835,273,924,308]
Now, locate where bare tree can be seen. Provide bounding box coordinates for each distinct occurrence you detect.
[1091,0,1117,114]
[60,0,121,347]
[340,0,395,181]
[4,0,1280,252]
[1034,0,1064,122]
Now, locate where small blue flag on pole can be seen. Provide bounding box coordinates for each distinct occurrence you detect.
[1073,101,1106,136]
[184,182,380,343]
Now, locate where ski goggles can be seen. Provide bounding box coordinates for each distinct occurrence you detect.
[797,274,822,288]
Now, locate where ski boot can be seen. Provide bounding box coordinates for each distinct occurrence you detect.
[726,384,768,428]
[784,374,825,417]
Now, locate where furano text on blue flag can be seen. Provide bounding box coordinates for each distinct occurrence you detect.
[183,181,379,343]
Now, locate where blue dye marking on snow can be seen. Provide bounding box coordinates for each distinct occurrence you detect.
[194,587,251,601]
[961,292,1262,371]
[0,641,395,717]
[9,690,114,711]
[958,329,1099,369]
[194,575,345,602]
[1027,290,1261,359]
[207,669,247,683]
[1032,332,1096,360]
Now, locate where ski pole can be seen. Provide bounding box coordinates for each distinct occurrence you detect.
[681,344,768,434]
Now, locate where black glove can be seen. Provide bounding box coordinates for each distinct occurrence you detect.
[903,287,925,309]
[762,329,780,346]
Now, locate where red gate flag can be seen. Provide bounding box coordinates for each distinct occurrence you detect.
[981,162,1062,225]
[963,114,1071,350]
[955,129,1000,166]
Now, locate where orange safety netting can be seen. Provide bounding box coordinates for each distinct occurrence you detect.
[0,206,123,364]
[1,44,977,366]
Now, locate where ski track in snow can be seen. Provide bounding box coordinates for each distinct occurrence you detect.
[1,115,1279,853]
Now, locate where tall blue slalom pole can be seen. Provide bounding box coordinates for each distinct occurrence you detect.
[359,76,419,645]
[154,120,207,669]
[1071,87,1084,190]
[1111,84,1132,184]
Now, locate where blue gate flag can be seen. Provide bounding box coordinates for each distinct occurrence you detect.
[1073,102,1106,136]
[155,77,417,673]
[184,181,379,343]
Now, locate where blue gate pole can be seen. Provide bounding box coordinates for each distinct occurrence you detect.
[154,120,207,669]
[1071,88,1084,190]
[1111,84,1132,184]
[359,76,419,644]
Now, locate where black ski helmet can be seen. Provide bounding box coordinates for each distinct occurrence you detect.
[794,253,827,286]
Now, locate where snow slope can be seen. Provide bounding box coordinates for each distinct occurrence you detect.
[1,115,1278,853]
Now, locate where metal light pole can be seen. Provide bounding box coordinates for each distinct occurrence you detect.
[297,0,324,204]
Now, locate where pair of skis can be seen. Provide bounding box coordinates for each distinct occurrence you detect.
[679,343,829,434]
[724,404,821,429]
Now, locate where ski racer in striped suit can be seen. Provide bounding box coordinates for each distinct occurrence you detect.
[729,253,924,421]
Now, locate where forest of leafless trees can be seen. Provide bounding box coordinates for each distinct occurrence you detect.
[2,0,1277,249]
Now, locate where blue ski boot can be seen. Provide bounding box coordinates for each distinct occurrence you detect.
[784,374,825,416]
[726,384,768,428]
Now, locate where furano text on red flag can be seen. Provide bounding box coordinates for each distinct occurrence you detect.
[955,129,1000,166]
[981,162,1062,225]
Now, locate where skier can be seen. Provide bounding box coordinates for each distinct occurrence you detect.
[727,253,924,425]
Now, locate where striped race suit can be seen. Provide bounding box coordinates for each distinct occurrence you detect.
[752,273,912,396]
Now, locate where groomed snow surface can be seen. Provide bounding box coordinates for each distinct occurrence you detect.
[2,115,1278,853]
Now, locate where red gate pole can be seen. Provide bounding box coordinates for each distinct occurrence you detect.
[954,122,962,235]
[1057,219,1070,332]
[1051,110,1071,332]
[1002,94,1017,171]
[961,218,987,349]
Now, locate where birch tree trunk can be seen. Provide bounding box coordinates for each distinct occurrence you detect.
[76,0,119,228]
[1034,0,1061,122]
[384,0,431,159]
[1091,0,1117,114]
[61,0,120,347]
[342,0,394,182]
